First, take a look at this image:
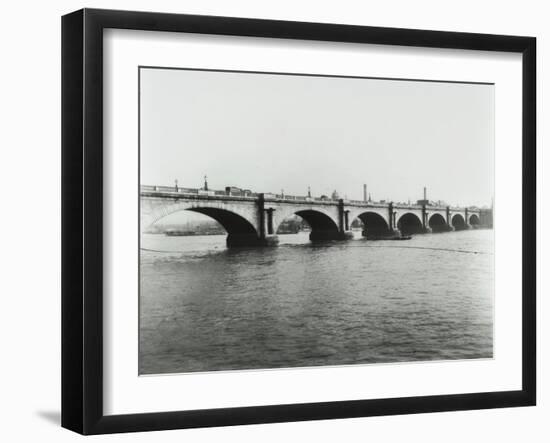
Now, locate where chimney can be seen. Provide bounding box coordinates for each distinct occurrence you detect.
[423,186,427,201]
[363,184,367,202]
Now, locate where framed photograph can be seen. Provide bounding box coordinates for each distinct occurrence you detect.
[61,8,536,434]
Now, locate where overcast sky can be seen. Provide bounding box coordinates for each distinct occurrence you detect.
[140,67,494,208]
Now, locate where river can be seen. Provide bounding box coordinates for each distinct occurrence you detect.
[139,230,494,375]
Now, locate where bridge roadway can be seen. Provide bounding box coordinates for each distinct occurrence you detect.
[141,185,483,247]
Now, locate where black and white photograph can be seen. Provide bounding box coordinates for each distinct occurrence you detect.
[139,67,495,375]
[0,0,545,438]
[47,3,541,438]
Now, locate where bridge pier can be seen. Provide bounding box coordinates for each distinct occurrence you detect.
[304,199,356,243]
[361,228,401,240]
[310,230,354,242]
[226,234,279,247]
[454,224,471,231]
[431,224,454,233]
[456,208,472,230]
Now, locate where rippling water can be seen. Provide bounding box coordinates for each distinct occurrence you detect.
[139,230,494,375]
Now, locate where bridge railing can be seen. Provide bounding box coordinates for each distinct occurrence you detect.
[141,185,200,194]
[275,195,340,203]
[276,194,300,200]
[140,185,481,212]
[272,194,316,202]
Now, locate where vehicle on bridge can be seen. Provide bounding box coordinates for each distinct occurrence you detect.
[225,186,253,197]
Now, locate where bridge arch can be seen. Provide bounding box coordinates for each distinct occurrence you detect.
[185,207,257,236]
[451,213,467,230]
[397,212,424,235]
[296,209,339,234]
[353,211,390,239]
[469,214,480,226]
[272,206,342,242]
[280,209,340,241]
[428,213,450,233]
[141,198,262,246]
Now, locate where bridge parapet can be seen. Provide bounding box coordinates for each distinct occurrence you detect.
[141,185,482,213]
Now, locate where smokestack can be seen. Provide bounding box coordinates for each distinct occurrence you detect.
[363,184,367,202]
[423,186,427,201]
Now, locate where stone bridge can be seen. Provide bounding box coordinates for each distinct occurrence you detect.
[141,185,486,247]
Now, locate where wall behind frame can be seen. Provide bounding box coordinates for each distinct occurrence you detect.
[0,0,544,442]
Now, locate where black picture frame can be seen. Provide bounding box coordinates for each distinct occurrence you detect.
[62,8,536,435]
